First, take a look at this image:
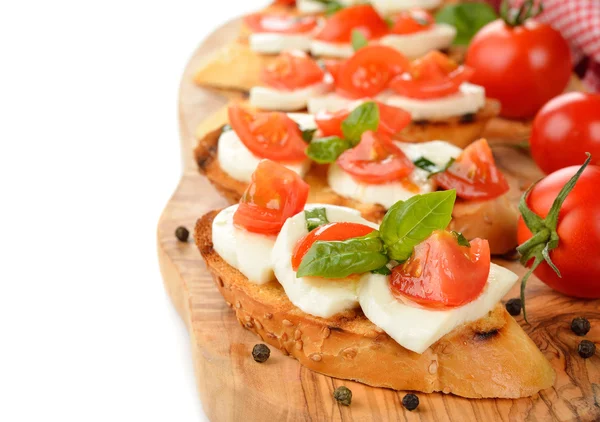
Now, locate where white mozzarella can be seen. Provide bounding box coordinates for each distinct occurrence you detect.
[250,33,312,54]
[249,75,333,111]
[358,264,518,354]
[307,93,356,115]
[379,24,456,58]
[297,0,363,14]
[384,82,486,120]
[327,141,461,208]
[271,204,379,318]
[217,113,316,183]
[310,39,354,58]
[371,0,442,14]
[212,205,277,284]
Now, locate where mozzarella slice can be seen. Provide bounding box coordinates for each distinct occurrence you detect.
[384,82,486,120]
[212,205,277,284]
[271,204,379,318]
[371,0,442,14]
[310,39,354,58]
[379,24,456,59]
[217,113,315,183]
[307,93,356,115]
[328,141,462,209]
[249,74,333,111]
[250,33,312,54]
[358,264,518,354]
[297,0,362,14]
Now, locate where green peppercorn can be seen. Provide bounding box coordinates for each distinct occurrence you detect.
[175,226,189,242]
[333,386,352,406]
[571,317,591,336]
[578,340,596,359]
[402,393,419,411]
[252,344,270,363]
[505,298,522,316]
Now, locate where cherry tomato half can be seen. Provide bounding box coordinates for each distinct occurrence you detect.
[262,51,325,90]
[228,104,307,162]
[314,4,389,43]
[337,130,415,184]
[389,9,433,35]
[433,139,509,200]
[244,13,318,34]
[234,160,309,235]
[530,92,600,174]
[391,230,491,308]
[291,222,375,270]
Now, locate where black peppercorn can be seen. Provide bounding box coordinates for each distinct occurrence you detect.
[505,298,522,316]
[175,226,189,242]
[571,317,591,336]
[333,386,352,406]
[402,393,419,411]
[252,344,270,363]
[577,340,596,359]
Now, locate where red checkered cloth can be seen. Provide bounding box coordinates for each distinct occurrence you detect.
[508,0,600,92]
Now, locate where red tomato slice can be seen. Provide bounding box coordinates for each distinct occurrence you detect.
[337,45,410,98]
[433,139,509,200]
[291,222,375,270]
[262,51,325,90]
[323,59,345,84]
[244,13,318,34]
[274,0,295,5]
[234,160,309,235]
[337,131,415,184]
[389,51,473,99]
[389,9,433,35]
[390,230,490,308]
[315,101,411,137]
[228,104,307,162]
[314,4,389,43]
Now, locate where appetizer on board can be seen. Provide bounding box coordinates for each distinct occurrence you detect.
[195,160,555,398]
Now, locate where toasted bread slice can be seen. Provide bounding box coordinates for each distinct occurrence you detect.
[194,109,518,254]
[195,210,555,398]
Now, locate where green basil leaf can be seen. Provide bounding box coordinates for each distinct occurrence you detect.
[413,157,438,173]
[296,231,389,278]
[371,265,392,275]
[313,0,344,16]
[451,231,471,247]
[304,207,330,232]
[306,136,352,164]
[351,30,368,51]
[435,3,497,45]
[384,16,395,28]
[341,101,379,145]
[380,190,457,262]
[301,128,317,143]
[427,157,455,179]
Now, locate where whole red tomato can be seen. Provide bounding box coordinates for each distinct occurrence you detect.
[466,16,571,119]
[530,92,600,174]
[517,163,600,299]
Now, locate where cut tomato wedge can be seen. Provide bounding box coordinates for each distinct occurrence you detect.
[389,51,473,99]
[390,230,490,308]
[228,104,307,162]
[433,139,510,200]
[336,45,410,98]
[274,0,296,5]
[234,160,309,235]
[315,101,411,137]
[389,9,434,35]
[244,13,318,34]
[337,131,415,184]
[291,222,375,270]
[314,4,389,43]
[322,59,345,85]
[262,51,325,90]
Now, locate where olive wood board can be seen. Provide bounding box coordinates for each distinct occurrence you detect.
[157,17,600,422]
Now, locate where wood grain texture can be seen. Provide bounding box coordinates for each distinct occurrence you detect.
[158,17,600,422]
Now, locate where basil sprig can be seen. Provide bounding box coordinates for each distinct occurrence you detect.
[435,3,497,45]
[304,207,329,232]
[452,231,471,247]
[297,231,388,278]
[312,0,344,16]
[301,128,317,143]
[413,157,437,172]
[296,191,457,278]
[380,190,456,262]
[351,30,368,51]
[305,102,380,163]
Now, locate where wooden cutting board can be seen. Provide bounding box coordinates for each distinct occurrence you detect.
[157,17,600,422]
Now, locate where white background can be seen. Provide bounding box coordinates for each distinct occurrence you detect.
[0,1,266,420]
